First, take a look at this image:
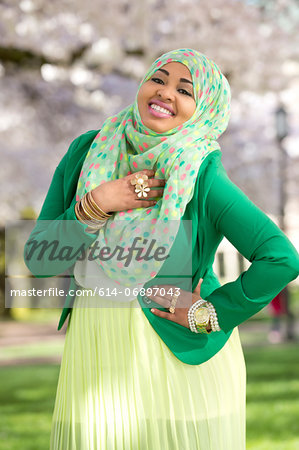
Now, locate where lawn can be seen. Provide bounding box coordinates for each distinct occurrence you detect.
[0,365,59,450]
[0,344,298,449]
[245,343,299,450]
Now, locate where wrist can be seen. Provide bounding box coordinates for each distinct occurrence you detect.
[191,293,211,331]
[91,187,112,214]
[188,299,220,334]
[191,292,202,304]
[187,299,207,333]
[75,191,111,233]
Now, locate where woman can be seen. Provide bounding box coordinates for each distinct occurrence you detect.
[24,49,299,449]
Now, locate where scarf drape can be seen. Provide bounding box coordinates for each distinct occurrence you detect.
[75,48,231,288]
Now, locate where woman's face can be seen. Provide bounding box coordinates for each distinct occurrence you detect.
[137,62,196,133]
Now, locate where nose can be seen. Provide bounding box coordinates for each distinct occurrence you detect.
[156,85,175,102]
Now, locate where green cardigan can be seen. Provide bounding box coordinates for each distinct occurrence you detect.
[24,130,299,365]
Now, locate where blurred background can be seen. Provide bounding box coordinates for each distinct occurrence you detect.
[1,0,299,449]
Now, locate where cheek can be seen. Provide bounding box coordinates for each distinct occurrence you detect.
[137,89,144,113]
[187,101,196,119]
[137,83,151,109]
[178,100,196,122]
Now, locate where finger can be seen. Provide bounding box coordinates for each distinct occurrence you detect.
[147,295,170,308]
[131,170,155,179]
[148,178,166,188]
[147,285,174,301]
[193,278,203,295]
[150,308,175,321]
[132,199,158,208]
[145,170,156,178]
[146,189,164,198]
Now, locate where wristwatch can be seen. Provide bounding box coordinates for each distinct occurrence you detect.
[194,305,211,334]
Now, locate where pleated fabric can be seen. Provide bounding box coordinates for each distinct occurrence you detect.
[50,292,246,450]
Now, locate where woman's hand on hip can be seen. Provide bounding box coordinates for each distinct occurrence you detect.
[146,279,212,331]
[91,170,166,213]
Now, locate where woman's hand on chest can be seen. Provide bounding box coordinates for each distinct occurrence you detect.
[91,170,166,214]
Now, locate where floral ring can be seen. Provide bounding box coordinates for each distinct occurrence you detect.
[130,173,151,199]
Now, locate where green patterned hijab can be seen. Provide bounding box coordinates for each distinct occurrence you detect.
[75,48,231,288]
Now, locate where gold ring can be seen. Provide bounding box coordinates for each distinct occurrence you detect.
[130,173,150,198]
[169,293,179,314]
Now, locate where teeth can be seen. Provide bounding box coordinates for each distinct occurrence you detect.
[150,103,173,115]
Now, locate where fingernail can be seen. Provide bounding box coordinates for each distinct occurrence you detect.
[151,308,155,313]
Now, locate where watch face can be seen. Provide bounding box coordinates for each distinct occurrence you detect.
[195,307,210,325]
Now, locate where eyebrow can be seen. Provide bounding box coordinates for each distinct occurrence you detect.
[157,68,193,85]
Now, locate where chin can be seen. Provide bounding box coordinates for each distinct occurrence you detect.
[144,119,173,134]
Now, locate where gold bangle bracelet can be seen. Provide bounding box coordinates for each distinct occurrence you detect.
[88,191,112,218]
[84,193,108,220]
[82,198,108,223]
[88,193,111,219]
[76,201,95,224]
[78,199,93,221]
[81,197,100,221]
[81,195,102,220]
[81,193,110,221]
[75,192,111,231]
[74,201,81,221]
[76,200,101,224]
[84,195,100,218]
[75,201,106,230]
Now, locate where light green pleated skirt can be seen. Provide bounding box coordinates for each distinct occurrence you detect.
[50,293,246,450]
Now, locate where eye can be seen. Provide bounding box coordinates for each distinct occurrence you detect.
[178,88,193,97]
[151,77,164,84]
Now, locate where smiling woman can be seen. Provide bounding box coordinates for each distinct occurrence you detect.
[24,48,299,450]
[137,62,196,133]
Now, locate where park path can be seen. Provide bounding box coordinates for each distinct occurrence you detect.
[0,320,66,366]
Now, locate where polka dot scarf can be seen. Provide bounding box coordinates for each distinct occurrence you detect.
[75,48,231,287]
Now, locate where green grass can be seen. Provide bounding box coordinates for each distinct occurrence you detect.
[0,341,64,362]
[245,343,299,450]
[0,365,60,450]
[0,344,299,449]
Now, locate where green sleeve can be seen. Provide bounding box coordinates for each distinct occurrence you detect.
[204,162,299,333]
[24,134,98,277]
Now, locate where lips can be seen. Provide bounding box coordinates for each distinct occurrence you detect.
[148,99,175,115]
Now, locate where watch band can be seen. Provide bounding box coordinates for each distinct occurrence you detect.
[187,299,207,333]
[188,299,221,333]
[205,301,221,332]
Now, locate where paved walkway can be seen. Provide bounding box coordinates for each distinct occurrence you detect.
[0,320,65,346]
[0,320,65,366]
